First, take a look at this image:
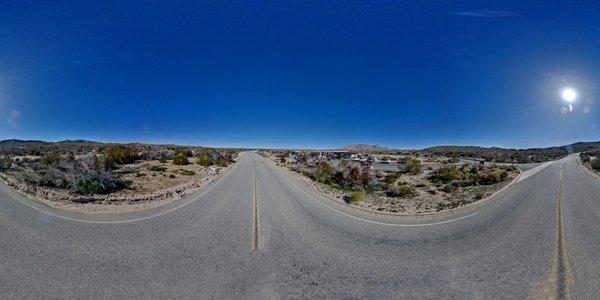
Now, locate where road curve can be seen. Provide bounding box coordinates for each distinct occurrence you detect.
[0,152,599,298]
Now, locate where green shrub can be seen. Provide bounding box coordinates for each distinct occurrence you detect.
[75,179,131,195]
[314,163,334,183]
[159,157,167,163]
[476,168,508,184]
[404,158,423,175]
[42,152,60,165]
[196,148,214,166]
[148,165,167,172]
[0,157,12,171]
[174,148,193,157]
[196,156,213,166]
[431,165,463,183]
[172,153,189,165]
[387,183,415,198]
[384,173,398,185]
[179,169,196,176]
[215,157,229,167]
[104,145,138,166]
[348,190,365,204]
[592,158,600,170]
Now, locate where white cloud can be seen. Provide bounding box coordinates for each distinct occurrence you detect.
[6,110,21,127]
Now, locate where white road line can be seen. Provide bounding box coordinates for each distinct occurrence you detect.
[4,163,238,224]
[282,172,479,227]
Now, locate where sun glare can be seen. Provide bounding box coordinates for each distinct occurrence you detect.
[561,88,577,102]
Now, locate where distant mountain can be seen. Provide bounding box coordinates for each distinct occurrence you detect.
[0,139,105,147]
[0,139,51,147]
[337,144,391,152]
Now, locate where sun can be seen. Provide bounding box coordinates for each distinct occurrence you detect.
[561,88,577,102]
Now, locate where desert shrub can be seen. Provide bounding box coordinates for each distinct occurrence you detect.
[0,157,12,171]
[430,164,463,183]
[404,158,423,175]
[148,165,167,172]
[159,157,167,163]
[104,145,138,166]
[196,148,214,166]
[75,178,131,195]
[474,191,485,200]
[172,153,189,165]
[476,168,508,184]
[168,174,176,178]
[174,148,193,157]
[215,156,230,167]
[348,190,365,204]
[280,156,286,163]
[42,152,60,165]
[386,183,415,198]
[179,169,196,176]
[384,173,398,185]
[314,163,334,183]
[592,158,600,170]
[196,156,213,167]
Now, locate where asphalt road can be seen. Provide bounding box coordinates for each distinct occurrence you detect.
[1,152,599,298]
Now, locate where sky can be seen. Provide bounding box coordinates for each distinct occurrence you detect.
[1,1,600,149]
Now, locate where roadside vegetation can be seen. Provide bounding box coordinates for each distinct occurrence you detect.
[266,150,518,214]
[582,153,600,175]
[0,141,239,204]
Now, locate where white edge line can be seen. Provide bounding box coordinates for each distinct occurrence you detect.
[282,170,479,227]
[5,162,238,224]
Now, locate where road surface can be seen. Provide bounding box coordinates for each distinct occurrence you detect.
[1,152,599,298]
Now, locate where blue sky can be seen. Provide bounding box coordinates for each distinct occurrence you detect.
[1,1,600,149]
